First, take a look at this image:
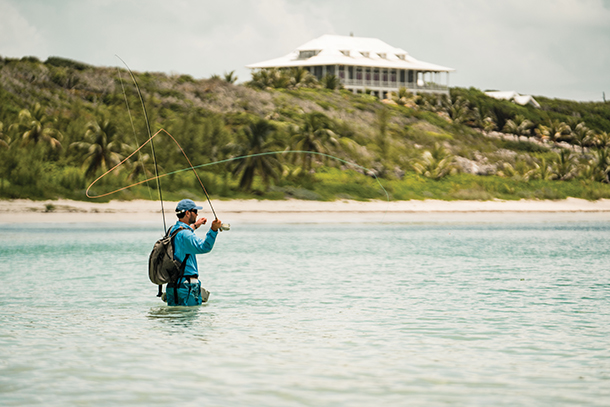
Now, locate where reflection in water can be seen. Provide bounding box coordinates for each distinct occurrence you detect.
[148,305,202,323]
[147,305,216,341]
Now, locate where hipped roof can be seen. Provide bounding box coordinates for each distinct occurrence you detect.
[246,34,454,72]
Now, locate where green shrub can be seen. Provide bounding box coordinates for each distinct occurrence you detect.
[49,67,80,88]
[58,167,86,190]
[45,56,90,71]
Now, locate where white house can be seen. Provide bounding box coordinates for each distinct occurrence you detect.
[246,34,454,98]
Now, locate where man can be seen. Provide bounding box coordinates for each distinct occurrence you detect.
[166,198,222,306]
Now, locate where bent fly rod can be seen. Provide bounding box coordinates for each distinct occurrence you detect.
[115,56,222,231]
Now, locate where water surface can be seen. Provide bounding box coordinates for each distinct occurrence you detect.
[1,221,609,406]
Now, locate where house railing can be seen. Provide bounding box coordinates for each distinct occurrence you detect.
[341,79,447,92]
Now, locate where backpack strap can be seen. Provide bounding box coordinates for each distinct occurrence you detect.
[167,225,192,303]
[169,226,190,258]
[173,253,190,303]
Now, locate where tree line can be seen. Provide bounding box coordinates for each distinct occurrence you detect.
[1,56,610,202]
[389,88,610,184]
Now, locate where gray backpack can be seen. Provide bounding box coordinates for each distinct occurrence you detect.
[148,226,190,297]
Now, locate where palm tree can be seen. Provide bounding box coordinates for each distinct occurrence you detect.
[127,153,159,181]
[290,112,338,171]
[581,148,610,183]
[593,131,610,149]
[249,68,291,90]
[571,122,594,155]
[595,148,610,183]
[249,69,273,89]
[320,74,342,90]
[552,150,576,180]
[532,157,556,181]
[290,67,318,88]
[503,115,533,139]
[71,117,126,178]
[10,103,62,150]
[471,107,496,134]
[443,96,470,125]
[223,71,238,84]
[496,159,536,181]
[482,116,497,134]
[412,143,455,179]
[535,120,570,144]
[230,118,284,191]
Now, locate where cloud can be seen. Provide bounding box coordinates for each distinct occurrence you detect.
[0,0,47,58]
[0,0,608,100]
[42,0,334,79]
[342,0,610,99]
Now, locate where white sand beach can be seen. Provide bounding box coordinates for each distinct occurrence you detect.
[2,198,610,224]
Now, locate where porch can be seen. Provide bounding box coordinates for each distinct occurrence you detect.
[308,64,450,97]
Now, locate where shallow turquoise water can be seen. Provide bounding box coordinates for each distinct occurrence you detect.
[0,221,609,406]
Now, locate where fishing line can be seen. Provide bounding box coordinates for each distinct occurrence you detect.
[115,55,167,230]
[115,66,154,202]
[178,150,390,203]
[97,58,389,221]
[115,56,218,223]
[86,128,222,205]
[85,128,390,212]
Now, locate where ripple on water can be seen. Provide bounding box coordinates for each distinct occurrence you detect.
[0,222,609,406]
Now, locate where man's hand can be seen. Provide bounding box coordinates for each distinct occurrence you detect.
[192,217,207,230]
[211,219,222,232]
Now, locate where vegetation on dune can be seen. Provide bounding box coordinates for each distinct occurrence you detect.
[1,55,610,202]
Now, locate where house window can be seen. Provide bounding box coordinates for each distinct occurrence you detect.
[408,70,414,83]
[361,51,370,58]
[299,50,319,59]
[365,68,371,81]
[397,54,406,60]
[340,50,350,57]
[338,65,345,79]
[348,66,354,79]
[390,70,396,83]
[373,69,379,81]
[378,53,386,59]
[314,66,323,79]
[356,67,362,80]
[327,65,335,75]
[400,70,405,83]
[382,70,388,82]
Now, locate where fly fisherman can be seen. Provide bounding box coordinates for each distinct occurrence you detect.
[166,198,222,306]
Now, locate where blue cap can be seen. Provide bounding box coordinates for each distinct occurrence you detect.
[175,199,203,213]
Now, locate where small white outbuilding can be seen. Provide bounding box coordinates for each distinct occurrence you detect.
[484,91,541,108]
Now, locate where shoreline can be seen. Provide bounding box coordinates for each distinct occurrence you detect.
[2,198,610,224]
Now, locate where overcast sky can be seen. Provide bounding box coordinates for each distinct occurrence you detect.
[1,0,609,101]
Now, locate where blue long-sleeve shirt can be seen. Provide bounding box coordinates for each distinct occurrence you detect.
[170,221,218,277]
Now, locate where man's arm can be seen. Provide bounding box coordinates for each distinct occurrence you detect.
[183,227,218,254]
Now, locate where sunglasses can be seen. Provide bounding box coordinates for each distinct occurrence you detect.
[190,209,198,214]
